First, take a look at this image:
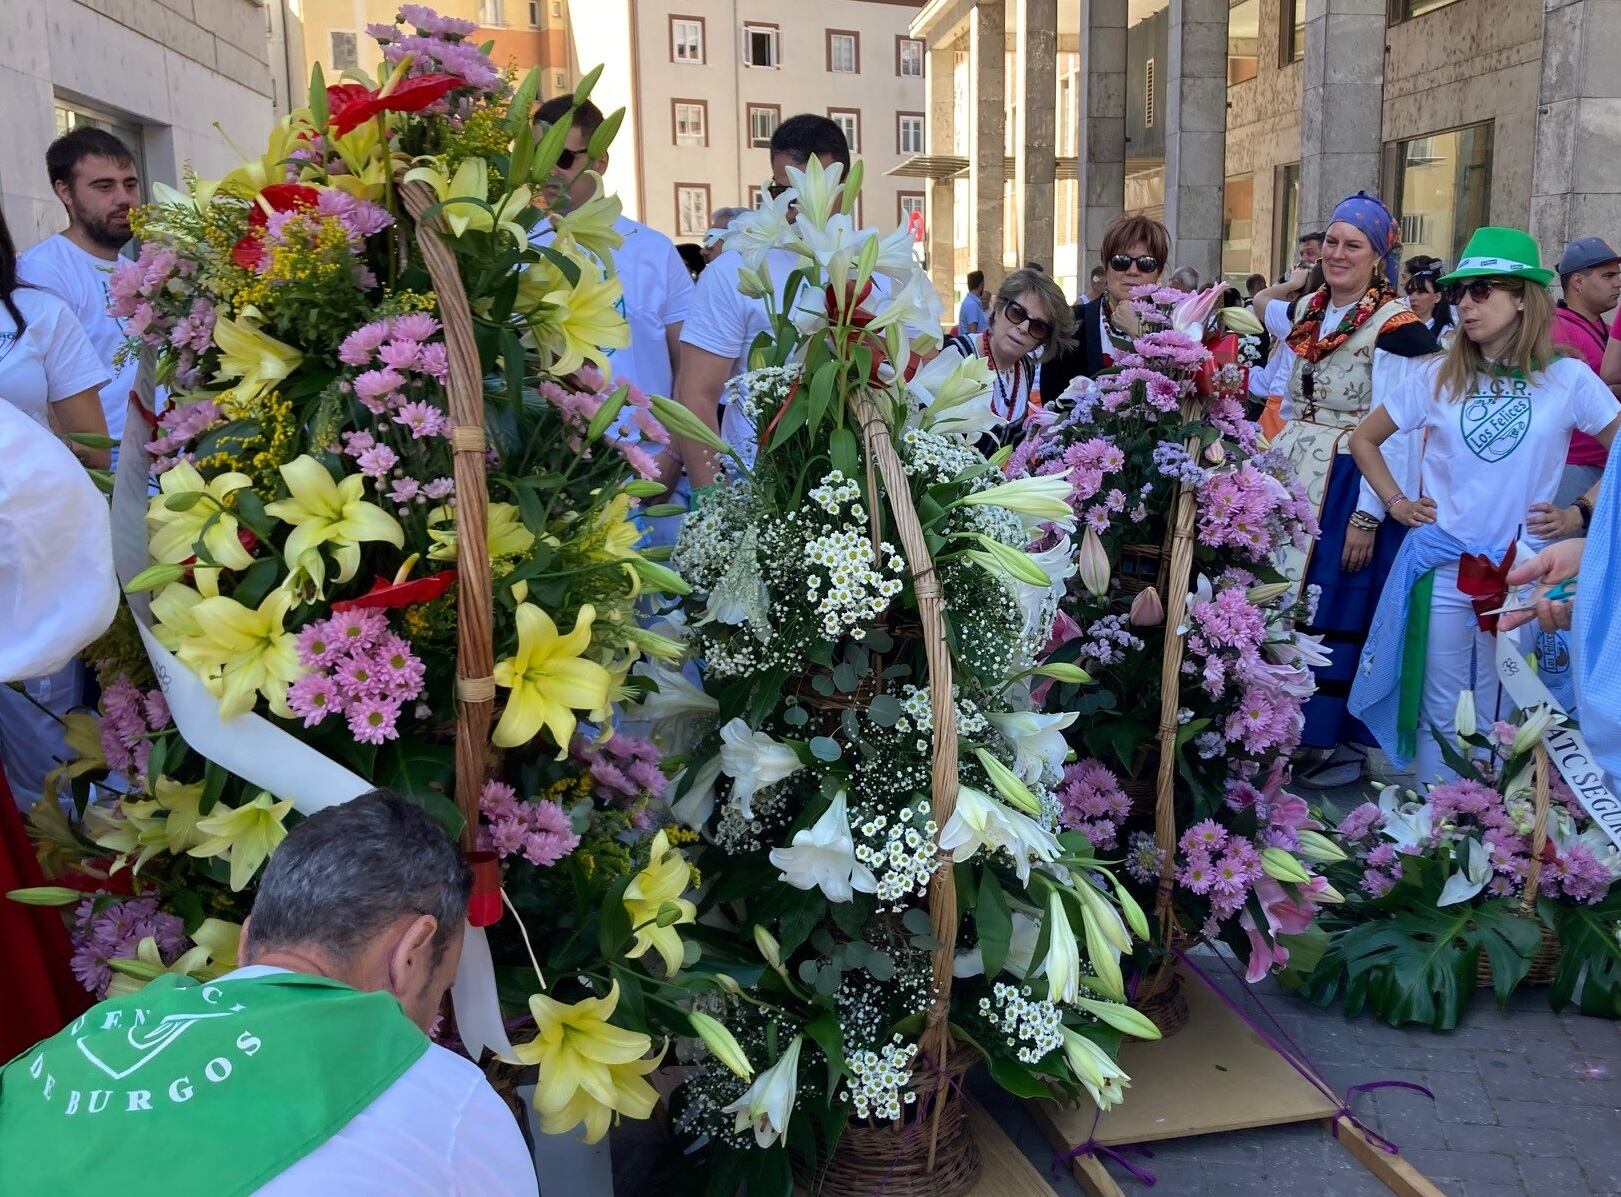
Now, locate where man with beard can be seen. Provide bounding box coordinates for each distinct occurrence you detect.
[20,127,142,450]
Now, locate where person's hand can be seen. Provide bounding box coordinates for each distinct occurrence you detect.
[1342,522,1376,572]
[1112,300,1142,337]
[1285,266,1311,293]
[1526,501,1583,540]
[1389,496,1438,527]
[1500,539,1585,632]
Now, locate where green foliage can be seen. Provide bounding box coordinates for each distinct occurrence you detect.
[1550,889,1621,1018]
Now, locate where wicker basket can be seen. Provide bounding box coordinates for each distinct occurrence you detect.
[1477,746,1560,989]
[1136,965,1191,1038]
[1118,541,1170,596]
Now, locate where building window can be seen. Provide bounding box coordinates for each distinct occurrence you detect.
[676,184,711,237]
[1143,58,1155,127]
[899,192,925,227]
[744,24,779,68]
[747,104,780,149]
[1280,0,1304,64]
[52,99,147,192]
[552,0,562,15]
[898,37,924,77]
[670,16,704,63]
[528,0,541,27]
[479,0,505,26]
[673,100,707,146]
[1227,0,1259,85]
[828,30,859,74]
[1221,175,1254,283]
[1273,162,1300,278]
[829,108,860,153]
[748,185,765,208]
[898,112,925,155]
[554,72,566,90]
[1390,0,1459,20]
[330,30,358,70]
[1389,122,1494,269]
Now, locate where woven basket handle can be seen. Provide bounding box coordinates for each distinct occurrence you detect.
[1519,743,1551,914]
[399,177,493,849]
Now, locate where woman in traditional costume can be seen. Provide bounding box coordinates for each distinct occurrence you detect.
[1251,193,1441,785]
[971,267,1075,451]
[1348,227,1621,783]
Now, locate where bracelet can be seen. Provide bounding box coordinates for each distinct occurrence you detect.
[1575,497,1594,529]
[1348,511,1382,531]
[1385,492,1408,510]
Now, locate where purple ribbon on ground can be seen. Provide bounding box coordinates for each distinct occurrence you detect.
[1050,1108,1158,1186]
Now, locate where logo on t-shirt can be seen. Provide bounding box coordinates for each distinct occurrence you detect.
[1461,376,1532,462]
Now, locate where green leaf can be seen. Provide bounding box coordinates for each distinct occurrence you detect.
[598,875,634,958]
[977,868,1012,980]
[499,327,526,407]
[829,427,860,482]
[228,558,281,609]
[867,693,901,727]
[808,736,842,762]
[233,489,275,539]
[765,388,809,453]
[1551,889,1621,1017]
[804,1012,847,1094]
[67,432,119,450]
[778,890,827,954]
[308,60,329,126]
[806,360,838,441]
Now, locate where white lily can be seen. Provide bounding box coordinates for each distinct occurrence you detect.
[953,910,1042,979]
[722,1034,803,1148]
[865,267,944,346]
[794,213,870,293]
[1003,534,1076,644]
[906,350,999,438]
[717,188,798,272]
[769,790,878,902]
[1060,1027,1132,1111]
[1438,835,1493,907]
[1035,890,1081,1003]
[936,784,1062,885]
[627,660,718,752]
[669,754,725,830]
[987,711,1078,785]
[956,476,1078,534]
[1377,785,1434,853]
[783,156,844,230]
[718,719,804,819]
[1511,705,1560,756]
[1455,690,1477,741]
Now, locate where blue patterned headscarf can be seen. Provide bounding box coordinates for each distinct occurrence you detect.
[1330,191,1402,287]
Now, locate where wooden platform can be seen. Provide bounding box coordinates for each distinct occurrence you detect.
[963,1097,1061,1197]
[1026,967,1446,1197]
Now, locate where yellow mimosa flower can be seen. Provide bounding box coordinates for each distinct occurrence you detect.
[491,603,612,751]
[183,588,304,719]
[188,791,294,891]
[515,252,629,377]
[147,461,256,572]
[504,981,662,1143]
[263,455,404,589]
[211,307,303,409]
[425,502,535,563]
[621,830,697,976]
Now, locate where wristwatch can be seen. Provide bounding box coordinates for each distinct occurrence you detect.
[1574,496,1594,530]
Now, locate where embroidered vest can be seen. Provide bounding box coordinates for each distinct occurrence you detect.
[1285,299,1410,426]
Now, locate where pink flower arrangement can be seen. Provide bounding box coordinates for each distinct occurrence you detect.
[1056,759,1130,849]
[286,609,426,743]
[571,733,667,827]
[69,896,186,997]
[477,781,581,867]
[98,676,174,778]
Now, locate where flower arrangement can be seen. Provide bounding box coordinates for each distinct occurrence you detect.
[634,156,1158,1192]
[1303,700,1621,1026]
[17,8,708,1146]
[1008,285,1331,981]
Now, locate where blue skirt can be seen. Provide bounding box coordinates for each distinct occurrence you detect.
[1299,457,1409,749]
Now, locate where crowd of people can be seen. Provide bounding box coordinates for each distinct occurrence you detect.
[5,103,1621,1192]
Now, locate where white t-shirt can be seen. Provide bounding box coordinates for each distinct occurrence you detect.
[18,234,137,443]
[1380,356,1620,550]
[0,285,108,428]
[218,967,537,1197]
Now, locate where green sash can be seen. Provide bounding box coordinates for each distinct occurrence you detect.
[0,971,428,1197]
[1397,568,1436,760]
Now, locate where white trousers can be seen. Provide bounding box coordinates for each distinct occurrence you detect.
[1411,561,1517,786]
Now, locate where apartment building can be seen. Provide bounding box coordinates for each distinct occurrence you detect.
[574,0,927,247]
[912,0,1621,300]
[286,0,576,99]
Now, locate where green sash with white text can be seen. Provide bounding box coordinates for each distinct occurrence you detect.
[0,971,429,1197]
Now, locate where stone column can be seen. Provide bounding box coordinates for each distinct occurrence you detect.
[1015,0,1058,271]
[1079,0,1127,276]
[1298,0,1385,233]
[969,1,1007,288]
[1164,0,1228,279]
[928,41,959,300]
[1529,0,1621,266]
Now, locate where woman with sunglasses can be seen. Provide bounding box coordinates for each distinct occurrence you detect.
[1404,258,1455,345]
[1249,192,1440,786]
[972,267,1075,450]
[1040,215,1168,403]
[1347,227,1621,783]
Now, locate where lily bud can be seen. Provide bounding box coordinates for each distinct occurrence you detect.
[737,265,770,299]
[1033,662,1094,685]
[753,924,782,970]
[1245,581,1292,605]
[4,886,84,907]
[689,1010,755,1080]
[1454,690,1477,741]
[1074,995,1163,1041]
[1313,881,1346,904]
[1112,878,1151,942]
[1511,705,1558,756]
[1259,847,1312,884]
[1074,880,1132,954]
[975,748,1042,816]
[1128,586,1165,627]
[1078,527,1111,598]
[714,972,743,996]
[1295,830,1348,864]
[1203,440,1227,466]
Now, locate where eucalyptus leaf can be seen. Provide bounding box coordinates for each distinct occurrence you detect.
[867,694,901,727]
[783,705,810,727]
[808,736,842,762]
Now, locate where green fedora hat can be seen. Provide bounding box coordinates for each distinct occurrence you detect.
[1439,226,1555,286]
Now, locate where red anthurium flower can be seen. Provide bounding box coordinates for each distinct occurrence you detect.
[327,73,462,136]
[331,569,459,612]
[232,183,322,270]
[823,279,877,327]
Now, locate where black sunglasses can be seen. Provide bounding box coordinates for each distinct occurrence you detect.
[765,181,792,200]
[1446,280,1501,305]
[557,148,580,171]
[1108,254,1161,274]
[997,298,1053,342]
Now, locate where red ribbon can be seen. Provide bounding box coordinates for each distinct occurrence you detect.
[465,851,503,928]
[1455,545,1517,632]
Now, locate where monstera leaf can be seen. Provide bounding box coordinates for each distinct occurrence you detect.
[1550,889,1621,1018]
[1306,885,1542,1029]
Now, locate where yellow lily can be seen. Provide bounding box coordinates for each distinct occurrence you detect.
[26,799,82,879]
[214,118,310,199]
[211,307,302,410]
[106,917,242,998]
[84,799,168,875]
[516,251,629,377]
[327,121,392,202]
[491,603,613,751]
[41,711,108,805]
[503,981,662,1143]
[263,455,403,590]
[426,502,535,563]
[589,493,643,563]
[147,461,257,572]
[403,156,533,246]
[149,579,217,658]
[151,775,209,854]
[549,190,625,267]
[188,791,294,891]
[182,588,304,719]
[621,830,697,975]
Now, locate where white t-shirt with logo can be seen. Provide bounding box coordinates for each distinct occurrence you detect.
[18,234,137,443]
[0,286,108,430]
[221,967,537,1197]
[1380,356,1620,550]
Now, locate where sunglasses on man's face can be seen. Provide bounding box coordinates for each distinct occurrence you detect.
[998,298,1053,342]
[766,181,792,200]
[1446,280,1501,305]
[1108,254,1161,274]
